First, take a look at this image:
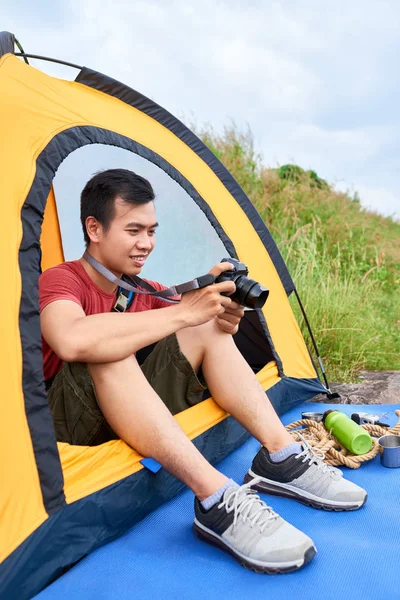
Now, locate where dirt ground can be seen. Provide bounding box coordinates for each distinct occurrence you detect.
[313,371,400,405]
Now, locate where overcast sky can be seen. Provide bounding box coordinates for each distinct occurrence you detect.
[3,0,400,220]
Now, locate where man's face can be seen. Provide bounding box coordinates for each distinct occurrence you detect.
[94,197,158,276]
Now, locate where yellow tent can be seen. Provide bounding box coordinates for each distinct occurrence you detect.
[0,31,328,599]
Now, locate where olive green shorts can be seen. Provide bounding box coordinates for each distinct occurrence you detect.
[47,334,206,446]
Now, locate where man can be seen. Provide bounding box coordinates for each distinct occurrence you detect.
[40,169,366,574]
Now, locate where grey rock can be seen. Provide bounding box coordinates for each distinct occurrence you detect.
[313,371,400,405]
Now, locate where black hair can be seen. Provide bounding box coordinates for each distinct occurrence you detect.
[80,168,155,246]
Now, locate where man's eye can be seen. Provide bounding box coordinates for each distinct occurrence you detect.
[127,230,139,234]
[149,230,156,236]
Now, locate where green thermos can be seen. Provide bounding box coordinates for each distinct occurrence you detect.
[323,410,373,455]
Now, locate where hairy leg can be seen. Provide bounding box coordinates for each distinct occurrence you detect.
[177,320,294,452]
[88,356,228,500]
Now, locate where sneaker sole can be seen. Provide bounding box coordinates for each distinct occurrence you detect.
[193,519,316,574]
[244,471,367,512]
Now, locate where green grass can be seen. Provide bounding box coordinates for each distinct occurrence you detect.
[198,125,400,382]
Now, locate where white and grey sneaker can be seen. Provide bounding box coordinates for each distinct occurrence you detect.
[245,439,367,511]
[194,480,316,574]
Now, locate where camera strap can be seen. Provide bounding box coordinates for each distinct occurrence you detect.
[83,250,216,306]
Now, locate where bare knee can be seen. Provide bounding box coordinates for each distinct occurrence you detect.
[176,320,216,369]
[178,320,217,345]
[177,319,234,371]
[88,354,141,384]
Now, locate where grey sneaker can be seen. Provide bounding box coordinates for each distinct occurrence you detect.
[245,439,367,511]
[193,480,316,574]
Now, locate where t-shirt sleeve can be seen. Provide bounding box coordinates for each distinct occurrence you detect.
[39,266,85,313]
[142,279,181,310]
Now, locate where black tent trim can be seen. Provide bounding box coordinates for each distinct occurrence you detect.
[19,233,66,514]
[75,68,296,296]
[0,31,15,57]
[257,309,283,375]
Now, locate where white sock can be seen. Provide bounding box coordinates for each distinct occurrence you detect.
[269,442,302,463]
[200,478,239,510]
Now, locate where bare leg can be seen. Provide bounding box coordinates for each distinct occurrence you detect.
[88,356,228,500]
[177,320,294,453]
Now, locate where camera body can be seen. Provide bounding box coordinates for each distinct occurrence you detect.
[215,258,269,309]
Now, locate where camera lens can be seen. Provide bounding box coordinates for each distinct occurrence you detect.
[233,276,269,309]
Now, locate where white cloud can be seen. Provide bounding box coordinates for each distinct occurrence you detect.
[3,0,400,221]
[261,122,395,171]
[336,183,400,220]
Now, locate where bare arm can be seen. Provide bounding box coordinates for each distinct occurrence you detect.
[40,300,190,363]
[41,263,236,364]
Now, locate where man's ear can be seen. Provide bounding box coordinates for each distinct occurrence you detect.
[85,216,102,244]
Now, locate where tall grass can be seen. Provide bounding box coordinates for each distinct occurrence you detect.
[199,125,400,382]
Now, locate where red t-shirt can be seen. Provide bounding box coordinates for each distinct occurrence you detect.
[39,260,171,381]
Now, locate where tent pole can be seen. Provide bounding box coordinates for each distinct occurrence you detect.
[14,39,29,64]
[15,53,83,70]
[293,289,340,399]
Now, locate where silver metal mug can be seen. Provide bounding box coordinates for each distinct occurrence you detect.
[378,434,400,468]
[301,412,324,423]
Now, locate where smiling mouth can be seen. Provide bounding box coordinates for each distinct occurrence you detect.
[130,254,148,265]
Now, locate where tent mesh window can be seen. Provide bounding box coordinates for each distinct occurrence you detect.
[47,143,276,377]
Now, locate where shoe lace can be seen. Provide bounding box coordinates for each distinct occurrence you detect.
[294,433,342,478]
[218,479,279,534]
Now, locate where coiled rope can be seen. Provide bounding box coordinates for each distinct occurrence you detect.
[285,410,400,469]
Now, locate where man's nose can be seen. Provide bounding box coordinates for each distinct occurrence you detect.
[136,233,153,250]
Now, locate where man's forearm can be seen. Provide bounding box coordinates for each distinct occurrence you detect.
[68,305,189,363]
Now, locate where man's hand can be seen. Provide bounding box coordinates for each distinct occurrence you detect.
[178,262,245,333]
[209,262,245,335]
[179,262,236,328]
[215,300,245,335]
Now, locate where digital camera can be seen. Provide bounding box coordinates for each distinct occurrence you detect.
[215,258,269,309]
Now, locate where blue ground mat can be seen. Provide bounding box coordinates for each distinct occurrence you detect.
[35,403,400,600]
